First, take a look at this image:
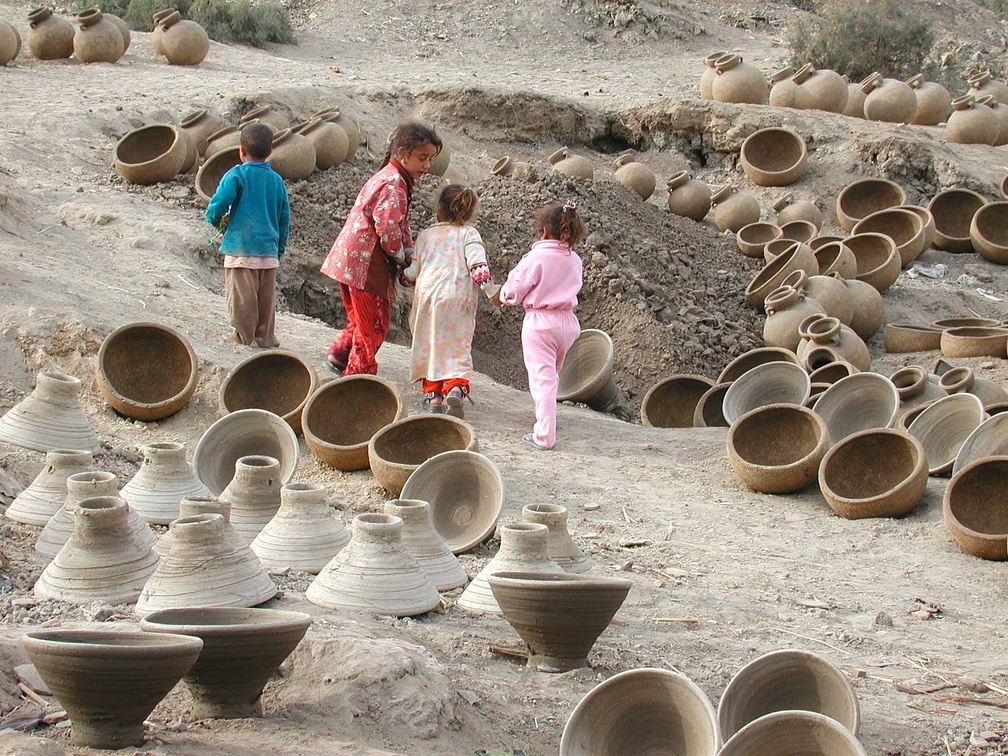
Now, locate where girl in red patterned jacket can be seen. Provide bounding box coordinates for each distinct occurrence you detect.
[320,121,442,375]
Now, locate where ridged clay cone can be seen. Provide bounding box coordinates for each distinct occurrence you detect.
[368,415,479,497]
[219,349,317,436]
[136,513,277,615]
[306,513,440,616]
[812,372,899,446]
[943,456,1008,559]
[120,441,209,525]
[155,496,231,557]
[194,408,300,496]
[740,128,807,187]
[457,522,565,615]
[928,188,987,253]
[250,482,349,575]
[908,393,987,476]
[218,455,281,545]
[7,449,92,526]
[722,361,811,425]
[557,329,620,411]
[954,413,1008,476]
[719,710,867,756]
[717,347,801,384]
[139,606,311,719]
[34,496,160,605]
[667,171,711,221]
[384,498,467,590]
[521,503,591,573]
[727,404,829,494]
[640,374,715,428]
[0,371,100,453]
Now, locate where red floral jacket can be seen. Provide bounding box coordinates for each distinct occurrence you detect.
[320,160,413,300]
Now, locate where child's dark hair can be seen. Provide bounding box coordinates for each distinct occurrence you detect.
[241,122,274,161]
[535,201,586,246]
[436,185,478,224]
[384,120,443,166]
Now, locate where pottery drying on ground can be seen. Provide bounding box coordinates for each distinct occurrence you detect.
[779,219,817,244]
[666,171,711,221]
[717,347,801,384]
[250,482,348,574]
[722,362,811,425]
[368,415,478,497]
[384,499,467,590]
[217,455,281,544]
[808,360,858,386]
[852,207,927,267]
[740,127,807,187]
[7,449,91,526]
[0,371,100,453]
[727,404,829,494]
[763,285,826,352]
[296,117,349,169]
[22,628,203,749]
[548,147,593,180]
[72,8,123,63]
[774,194,822,230]
[241,104,290,132]
[155,496,231,556]
[114,124,187,185]
[699,51,729,99]
[971,201,1008,264]
[158,10,209,65]
[640,374,715,428]
[711,185,760,233]
[797,315,871,372]
[559,667,721,756]
[813,241,856,279]
[306,513,440,616]
[744,242,818,308]
[694,382,732,428]
[938,366,1008,408]
[840,277,885,342]
[769,65,797,107]
[861,72,916,124]
[906,73,951,125]
[219,350,317,435]
[792,64,848,113]
[943,456,1008,559]
[194,408,299,496]
[812,372,899,446]
[28,7,73,59]
[312,108,360,159]
[891,366,946,420]
[612,153,655,200]
[195,144,241,204]
[941,326,1008,359]
[953,413,1008,476]
[492,155,534,180]
[797,272,853,326]
[883,323,943,353]
[270,128,316,181]
[120,441,209,525]
[908,393,986,476]
[969,71,1008,105]
[836,178,906,232]
[557,328,620,411]
[894,204,936,251]
[928,187,987,253]
[736,222,783,258]
[140,607,311,718]
[521,503,591,573]
[179,108,226,156]
[711,53,767,104]
[719,710,867,756]
[845,232,901,293]
[946,94,999,145]
[978,95,1008,147]
[0,19,18,66]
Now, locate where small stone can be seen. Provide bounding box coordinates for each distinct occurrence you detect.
[874,611,894,627]
[619,560,634,571]
[167,720,187,732]
[582,502,600,511]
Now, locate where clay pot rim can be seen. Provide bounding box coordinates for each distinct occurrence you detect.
[953,414,1008,476]
[720,709,867,755]
[943,455,1008,550]
[717,348,801,384]
[851,207,924,243]
[740,127,808,182]
[522,502,566,516]
[710,185,733,205]
[140,606,312,637]
[820,426,925,504]
[779,219,817,242]
[837,178,907,224]
[890,365,929,393]
[769,65,795,83]
[23,628,204,656]
[367,412,476,467]
[75,494,128,513]
[809,235,845,250]
[737,222,783,253]
[693,382,732,428]
[727,403,830,472]
[67,470,117,484]
[815,370,899,417]
[667,170,691,190]
[908,393,986,475]
[951,93,975,110]
[302,374,402,455]
[488,571,632,591]
[722,362,811,425]
[932,316,1001,330]
[640,374,716,427]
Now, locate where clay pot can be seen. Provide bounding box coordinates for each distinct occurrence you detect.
[312,109,359,159]
[521,503,591,574]
[711,53,767,104]
[489,571,630,672]
[557,328,620,411]
[154,496,230,557]
[560,667,721,755]
[941,327,1008,359]
[5,449,90,527]
[970,71,1008,105]
[801,273,853,326]
[836,178,906,232]
[666,171,711,221]
[428,141,450,177]
[158,10,209,65]
[549,147,593,180]
[842,75,869,118]
[893,203,936,252]
[845,232,900,293]
[943,456,1008,559]
[699,51,728,99]
[953,414,1008,476]
[269,128,316,181]
[946,94,999,145]
[492,156,534,179]
[241,104,289,133]
[204,125,240,159]
[722,362,811,425]
[811,372,900,445]
[892,367,946,420]
[384,499,467,590]
[717,347,801,384]
[115,124,187,185]
[0,371,100,453]
[740,128,807,187]
[779,220,817,245]
[720,710,867,756]
[906,74,951,125]
[73,8,123,63]
[929,188,987,253]
[150,8,173,54]
[640,374,716,428]
[727,404,829,493]
[28,7,74,60]
[306,513,439,615]
[809,235,844,250]
[612,152,655,200]
[120,441,209,525]
[814,241,857,279]
[0,19,20,65]
[22,628,203,749]
[938,366,1008,409]
[971,201,1008,264]
[296,117,349,169]
[977,95,1008,146]
[744,241,818,308]
[763,285,825,352]
[1002,174,1008,200]
[711,185,760,233]
[736,222,783,258]
[792,64,848,113]
[400,449,504,554]
[908,393,986,476]
[194,408,300,496]
[249,482,348,574]
[196,145,241,204]
[219,350,317,436]
[808,360,858,386]
[852,207,927,267]
[368,415,478,497]
[35,496,161,604]
[693,382,731,428]
[884,323,943,353]
[862,73,917,124]
[797,315,870,372]
[839,277,884,341]
[775,193,822,230]
[457,522,564,614]
[769,65,798,107]
[217,455,281,544]
[179,109,226,156]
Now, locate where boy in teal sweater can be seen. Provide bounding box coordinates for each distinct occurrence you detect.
[206,122,290,348]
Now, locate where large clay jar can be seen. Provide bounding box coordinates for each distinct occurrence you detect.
[711,53,767,104]
[852,207,926,268]
[744,241,818,308]
[102,11,129,53]
[978,95,1008,147]
[727,404,829,493]
[179,109,226,156]
[242,104,290,132]
[7,449,92,526]
[971,201,1008,265]
[249,482,349,575]
[797,271,853,325]
[841,278,884,340]
[929,187,987,253]
[203,125,241,160]
[946,94,998,146]
[943,456,1008,560]
[763,285,825,352]
[296,117,349,170]
[159,10,209,65]
[121,441,210,525]
[306,513,440,616]
[27,7,74,60]
[711,186,760,233]
[891,366,945,419]
[667,171,711,221]
[313,108,359,159]
[612,153,655,201]
[719,710,866,756]
[792,64,848,113]
[640,375,715,428]
[906,73,951,125]
[549,147,593,180]
[269,128,315,181]
[557,329,620,412]
[219,350,317,436]
[740,128,807,187]
[768,65,797,107]
[114,124,188,185]
[861,72,917,124]
[72,9,123,63]
[0,371,100,453]
[384,498,467,590]
[939,365,1008,409]
[798,315,870,371]
[970,70,1008,106]
[835,178,906,232]
[150,8,173,54]
[217,455,281,544]
[0,19,20,65]
[908,393,986,476]
[699,51,728,99]
[811,372,899,445]
[196,144,241,204]
[842,75,870,118]
[774,193,822,230]
[521,503,591,574]
[35,496,161,604]
[457,522,564,615]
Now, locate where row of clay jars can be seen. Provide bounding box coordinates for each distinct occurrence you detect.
[709,54,768,105]
[860,73,917,124]
[791,64,848,113]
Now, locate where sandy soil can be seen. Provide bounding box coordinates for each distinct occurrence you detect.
[1,0,1008,753]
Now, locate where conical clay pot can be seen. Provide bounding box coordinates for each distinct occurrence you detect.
[250,482,349,574]
[0,371,100,453]
[155,496,232,557]
[72,9,124,64]
[305,513,440,616]
[971,201,1008,265]
[158,10,209,65]
[667,171,711,221]
[218,455,282,544]
[120,441,209,525]
[28,7,74,60]
[521,503,591,573]
[7,449,92,526]
[384,498,467,590]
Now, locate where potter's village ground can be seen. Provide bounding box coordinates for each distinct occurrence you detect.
[2,0,1008,753]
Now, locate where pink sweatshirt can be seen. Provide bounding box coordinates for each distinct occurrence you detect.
[499,239,583,310]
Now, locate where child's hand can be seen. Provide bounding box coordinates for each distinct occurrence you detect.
[470,264,492,285]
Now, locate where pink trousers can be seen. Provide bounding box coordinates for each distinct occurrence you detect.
[521,309,580,449]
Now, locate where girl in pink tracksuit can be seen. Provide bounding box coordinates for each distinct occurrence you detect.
[499,201,585,450]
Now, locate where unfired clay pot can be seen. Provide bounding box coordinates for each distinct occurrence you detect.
[384,498,467,590]
[219,350,317,436]
[954,413,1008,476]
[312,108,359,158]
[793,271,853,326]
[843,75,870,118]
[797,315,870,372]
[711,186,760,233]
[549,147,593,180]
[862,73,916,124]
[120,441,210,525]
[114,125,187,185]
[150,8,173,54]
[0,20,18,65]
[699,51,728,99]
[943,456,1008,559]
[845,232,901,293]
[775,194,822,230]
[813,241,856,280]
[971,201,1008,265]
[217,455,281,544]
[557,329,620,411]
[296,117,349,169]
[946,94,998,145]
[368,415,478,497]
[640,374,715,428]
[28,7,74,60]
[612,153,655,200]
[693,382,731,428]
[194,408,300,496]
[970,71,1008,105]
[492,156,534,180]
[204,125,240,159]
[769,65,797,107]
[717,347,801,384]
[836,178,906,232]
[719,710,867,756]
[158,10,209,65]
[72,9,123,64]
[6,449,92,526]
[0,371,100,453]
[196,144,241,204]
[792,64,848,113]
[763,285,825,353]
[241,104,290,132]
[852,207,927,267]
[428,141,450,177]
[521,503,591,574]
[740,128,807,187]
[744,242,818,308]
[180,109,226,156]
[908,393,987,476]
[841,277,884,341]
[891,366,946,420]
[736,222,783,258]
[711,53,767,104]
[722,362,811,425]
[938,366,1008,409]
[929,188,987,253]
[270,128,316,181]
[940,327,1008,359]
[906,73,951,125]
[667,171,711,221]
[250,482,349,574]
[811,372,899,446]
[727,403,829,494]
[883,324,943,354]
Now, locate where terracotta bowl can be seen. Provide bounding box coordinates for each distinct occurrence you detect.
[809,234,845,251]
[722,362,811,425]
[845,232,900,292]
[96,322,197,421]
[928,187,987,253]
[852,207,926,266]
[883,322,943,353]
[953,413,1008,476]
[892,203,936,253]
[140,607,311,718]
[736,222,783,258]
[487,571,632,672]
[745,243,819,307]
[727,404,829,493]
[896,400,937,432]
[932,317,1002,330]
[640,374,715,428]
[740,127,807,187]
[22,628,203,749]
[559,667,721,755]
[194,409,299,495]
[694,382,732,428]
[779,219,817,243]
[196,145,241,205]
[400,449,503,554]
[943,456,1008,559]
[368,415,478,497]
[720,710,867,756]
[219,350,317,435]
[813,241,857,279]
[805,381,831,408]
[114,124,187,185]
[808,360,858,385]
[763,236,801,263]
[836,178,906,232]
[557,329,619,411]
[941,327,1008,359]
[812,372,900,446]
[718,347,801,384]
[302,375,402,471]
[908,393,987,476]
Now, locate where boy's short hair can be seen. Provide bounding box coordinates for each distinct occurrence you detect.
[241,122,274,160]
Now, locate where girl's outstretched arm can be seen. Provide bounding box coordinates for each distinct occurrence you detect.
[499,254,541,306]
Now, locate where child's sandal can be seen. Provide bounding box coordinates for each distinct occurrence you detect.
[445,387,468,419]
[423,392,446,413]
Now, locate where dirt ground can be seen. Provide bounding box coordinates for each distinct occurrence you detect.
[2,0,1008,753]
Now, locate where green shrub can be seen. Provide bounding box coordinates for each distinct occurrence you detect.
[972,0,1008,17]
[121,0,191,31]
[187,0,294,46]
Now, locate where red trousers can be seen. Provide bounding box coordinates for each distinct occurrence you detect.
[421,378,470,396]
[328,284,390,376]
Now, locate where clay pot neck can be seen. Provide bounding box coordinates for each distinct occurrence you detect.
[45,449,93,472]
[764,285,803,316]
[951,94,975,111]
[705,51,728,67]
[780,269,808,291]
[142,442,187,467]
[280,483,328,513]
[860,72,883,93]
[710,186,733,205]
[152,9,174,24]
[352,513,403,544]
[499,523,549,557]
[180,109,208,128]
[179,496,231,521]
[77,9,102,27]
[612,151,636,170]
[715,53,741,73]
[976,94,996,108]
[207,125,238,142]
[37,371,83,404]
[272,129,294,146]
[891,366,929,400]
[231,455,280,484]
[940,366,975,394]
[171,513,226,544]
[159,10,181,28]
[806,316,842,344]
[297,117,323,135]
[548,147,569,165]
[971,71,992,87]
[384,499,431,525]
[522,503,568,528]
[66,471,118,502]
[667,170,690,190]
[772,193,793,213]
[74,496,131,538]
[905,73,924,89]
[770,66,794,84]
[791,63,813,84]
[492,156,513,176]
[29,7,52,25]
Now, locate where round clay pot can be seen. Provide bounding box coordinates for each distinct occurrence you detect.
[814,241,857,279]
[852,207,927,267]
[953,413,1008,476]
[744,242,819,308]
[892,366,947,420]
[96,322,197,421]
[717,347,801,384]
[884,323,943,353]
[667,171,711,221]
[150,8,173,54]
[302,375,401,471]
[763,285,825,352]
[906,73,951,125]
[217,455,281,544]
[843,75,870,118]
[549,147,593,180]
[970,201,1008,264]
[893,203,936,252]
[769,65,798,107]
[740,128,807,187]
[560,667,721,755]
[908,393,987,476]
[0,19,20,65]
[862,74,917,123]
[836,178,906,232]
[941,327,1008,358]
[140,606,310,718]
[557,329,620,411]
[313,109,360,159]
[7,449,92,526]
[809,235,844,250]
[845,232,900,293]
[179,109,227,157]
[840,278,884,341]
[946,94,998,145]
[489,571,631,672]
[808,360,858,386]
[194,408,299,496]
[196,144,241,204]
[779,220,817,244]
[797,315,870,372]
[792,64,848,113]
[400,449,504,555]
[977,95,1008,146]
[722,362,811,425]
[943,456,1008,559]
[158,10,209,65]
[736,222,783,258]
[711,185,761,233]
[938,366,1008,409]
[250,482,349,574]
[811,372,900,446]
[492,155,534,179]
[699,51,728,99]
[73,8,123,63]
[269,128,316,181]
[368,415,478,497]
[296,117,349,169]
[720,710,867,756]
[711,53,767,104]
[242,104,290,132]
[694,382,732,428]
[114,124,187,185]
[0,371,100,453]
[428,141,450,177]
[970,70,1008,105]
[727,403,829,493]
[521,503,591,574]
[28,7,74,60]
[775,194,822,230]
[385,498,467,589]
[640,374,716,428]
[120,441,209,525]
[928,188,987,253]
[22,629,203,749]
[204,125,241,159]
[219,350,316,436]
[801,273,853,326]
[612,153,655,200]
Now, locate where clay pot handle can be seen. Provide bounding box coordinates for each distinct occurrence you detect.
[548,147,568,165]
[667,170,690,190]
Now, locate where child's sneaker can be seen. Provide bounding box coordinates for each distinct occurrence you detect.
[445,387,466,419]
